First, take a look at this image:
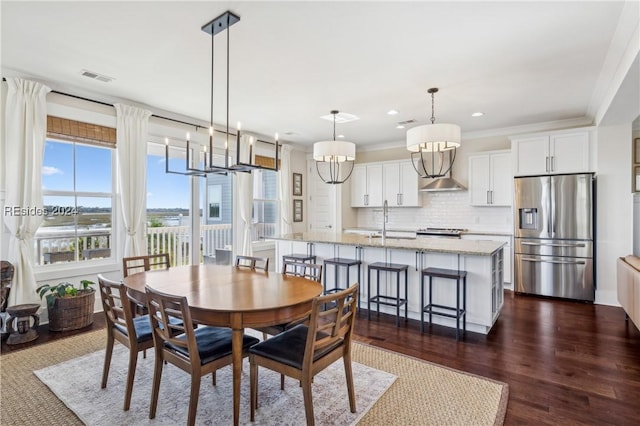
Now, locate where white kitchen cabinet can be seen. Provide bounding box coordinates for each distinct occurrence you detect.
[461,233,512,287]
[383,160,421,207]
[511,129,591,176]
[350,163,383,207]
[468,150,512,206]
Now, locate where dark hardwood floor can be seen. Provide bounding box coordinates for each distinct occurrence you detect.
[3,291,640,424]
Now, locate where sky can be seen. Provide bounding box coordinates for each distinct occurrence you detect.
[42,140,190,209]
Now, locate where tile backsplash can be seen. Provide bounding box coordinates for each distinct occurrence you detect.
[356,191,513,232]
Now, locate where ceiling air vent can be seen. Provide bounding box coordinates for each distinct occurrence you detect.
[320,112,359,123]
[80,69,114,83]
[398,119,417,125]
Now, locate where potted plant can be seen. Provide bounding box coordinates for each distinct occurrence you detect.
[36,280,96,331]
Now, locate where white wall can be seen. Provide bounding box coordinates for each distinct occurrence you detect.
[595,123,634,305]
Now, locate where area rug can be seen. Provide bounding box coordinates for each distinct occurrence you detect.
[1,329,508,425]
[34,344,395,425]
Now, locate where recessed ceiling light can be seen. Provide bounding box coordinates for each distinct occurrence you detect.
[396,125,405,129]
[387,110,399,115]
[337,134,345,138]
[471,112,484,117]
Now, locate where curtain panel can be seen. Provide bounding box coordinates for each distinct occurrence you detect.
[237,172,253,256]
[277,144,293,235]
[4,77,51,306]
[115,104,152,257]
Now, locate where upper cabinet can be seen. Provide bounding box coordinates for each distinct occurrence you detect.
[350,163,383,207]
[511,129,592,176]
[383,160,422,207]
[351,160,420,207]
[469,150,512,207]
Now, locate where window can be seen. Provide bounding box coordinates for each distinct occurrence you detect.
[146,144,191,266]
[208,185,222,220]
[252,169,279,241]
[38,138,114,265]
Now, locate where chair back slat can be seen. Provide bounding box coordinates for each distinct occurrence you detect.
[98,275,136,341]
[282,260,323,283]
[303,284,358,368]
[123,253,170,278]
[145,285,200,364]
[235,255,269,271]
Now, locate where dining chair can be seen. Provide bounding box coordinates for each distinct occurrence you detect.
[122,253,170,316]
[253,260,324,339]
[235,255,269,271]
[98,274,155,411]
[122,253,170,278]
[249,284,359,426]
[281,260,323,283]
[145,285,260,426]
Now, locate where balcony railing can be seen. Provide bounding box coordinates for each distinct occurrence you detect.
[34,222,276,267]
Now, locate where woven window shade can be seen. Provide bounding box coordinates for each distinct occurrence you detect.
[47,116,116,148]
[254,155,281,169]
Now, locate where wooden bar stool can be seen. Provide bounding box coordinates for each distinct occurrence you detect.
[420,267,467,341]
[367,262,409,327]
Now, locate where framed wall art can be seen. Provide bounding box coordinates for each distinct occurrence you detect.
[293,173,303,196]
[293,199,303,222]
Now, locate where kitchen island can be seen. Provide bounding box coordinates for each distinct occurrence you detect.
[272,232,506,334]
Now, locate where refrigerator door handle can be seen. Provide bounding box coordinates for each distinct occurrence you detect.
[521,257,587,265]
[521,241,587,248]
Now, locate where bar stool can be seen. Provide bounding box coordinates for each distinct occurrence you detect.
[323,258,362,309]
[420,267,467,341]
[367,262,409,327]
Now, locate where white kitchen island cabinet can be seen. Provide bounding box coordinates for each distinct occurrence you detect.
[272,232,505,334]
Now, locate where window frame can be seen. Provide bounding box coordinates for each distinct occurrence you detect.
[36,136,117,268]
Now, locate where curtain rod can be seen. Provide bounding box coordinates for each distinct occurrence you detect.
[1,77,278,145]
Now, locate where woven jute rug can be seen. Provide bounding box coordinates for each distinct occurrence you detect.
[1,330,508,425]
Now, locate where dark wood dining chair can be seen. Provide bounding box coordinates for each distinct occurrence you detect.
[122,253,170,278]
[98,274,155,411]
[249,284,359,426]
[145,285,260,426]
[235,255,269,271]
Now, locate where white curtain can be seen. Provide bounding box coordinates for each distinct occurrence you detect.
[237,172,253,256]
[4,77,51,306]
[115,104,152,257]
[277,144,293,235]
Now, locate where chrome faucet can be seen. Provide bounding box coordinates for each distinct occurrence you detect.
[382,199,388,244]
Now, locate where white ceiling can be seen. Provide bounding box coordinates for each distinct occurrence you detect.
[1,1,635,148]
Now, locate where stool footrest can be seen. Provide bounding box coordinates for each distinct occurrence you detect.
[325,287,343,294]
[370,295,407,308]
[423,303,466,319]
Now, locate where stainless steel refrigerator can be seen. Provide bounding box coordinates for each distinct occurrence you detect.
[514,173,595,301]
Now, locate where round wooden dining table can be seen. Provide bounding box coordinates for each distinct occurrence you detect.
[123,264,323,426]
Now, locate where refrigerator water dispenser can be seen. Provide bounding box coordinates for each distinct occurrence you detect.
[519,208,538,230]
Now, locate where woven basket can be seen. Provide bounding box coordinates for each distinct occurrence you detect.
[47,290,95,332]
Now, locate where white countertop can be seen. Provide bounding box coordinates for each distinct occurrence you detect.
[272,232,506,256]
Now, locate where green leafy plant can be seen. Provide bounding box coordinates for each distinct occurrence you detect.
[36,280,95,306]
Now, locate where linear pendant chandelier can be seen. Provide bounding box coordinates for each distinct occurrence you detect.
[165,11,279,177]
[313,110,356,184]
[406,88,461,178]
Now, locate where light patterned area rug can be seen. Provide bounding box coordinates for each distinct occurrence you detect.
[1,329,508,425]
[34,344,395,425]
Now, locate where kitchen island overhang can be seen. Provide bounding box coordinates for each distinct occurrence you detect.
[272,232,506,335]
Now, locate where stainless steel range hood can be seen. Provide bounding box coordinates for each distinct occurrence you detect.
[419,177,466,192]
